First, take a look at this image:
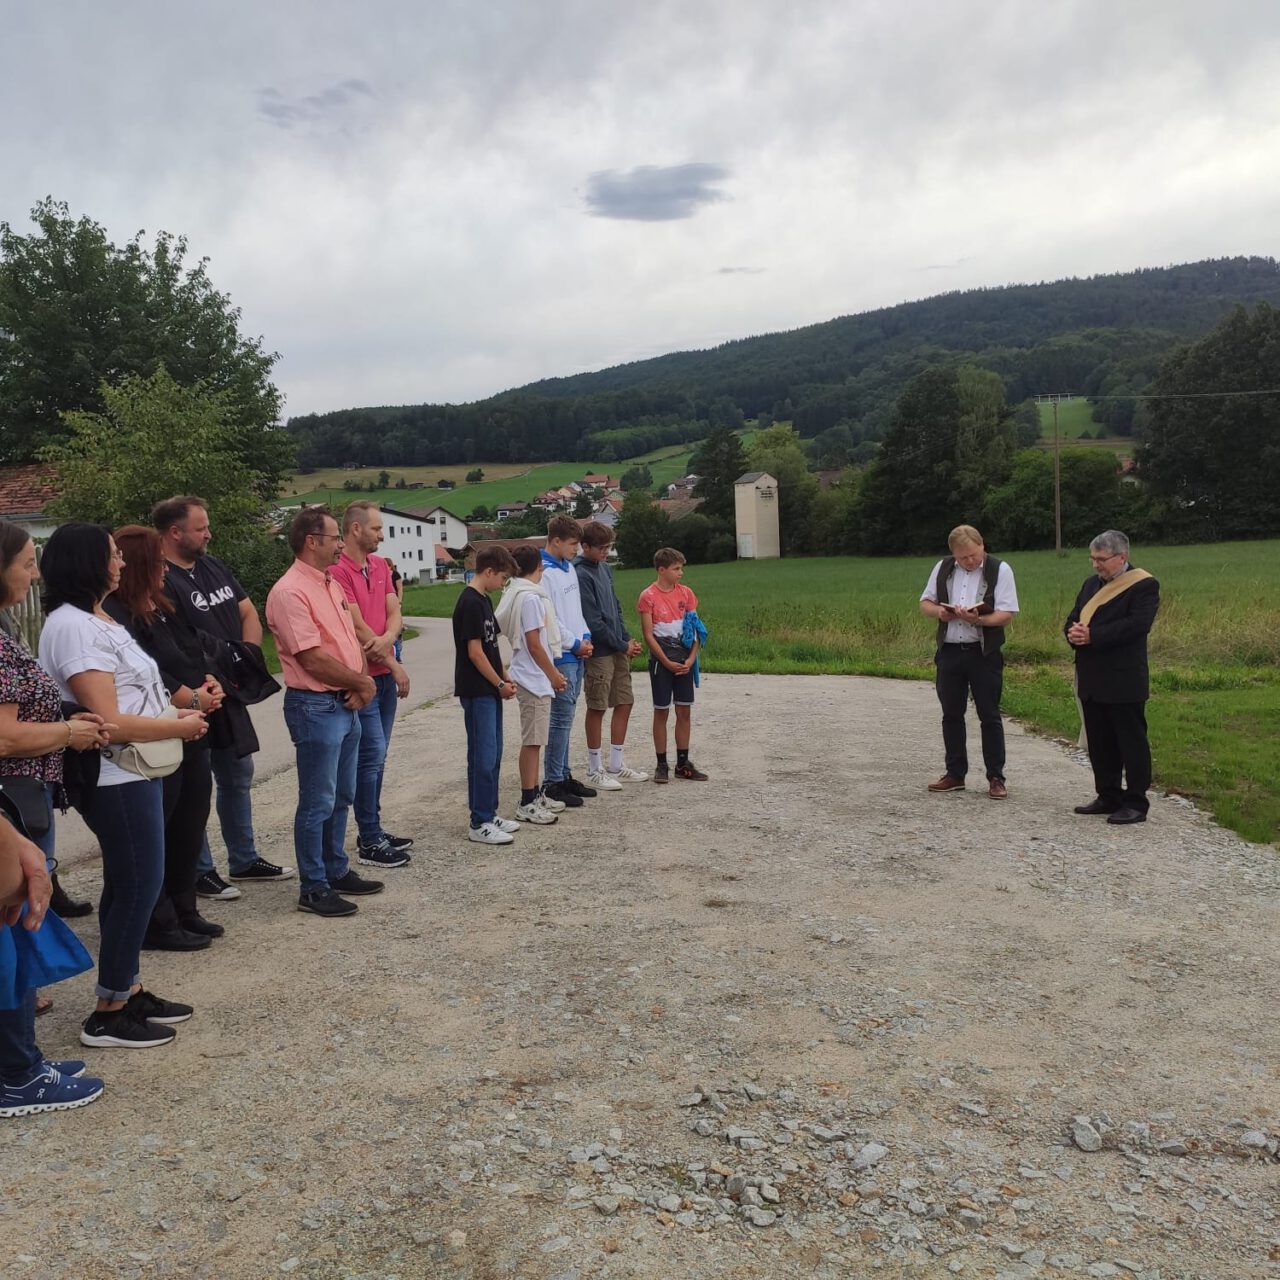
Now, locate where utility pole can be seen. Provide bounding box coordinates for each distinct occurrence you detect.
[1052,397,1063,555]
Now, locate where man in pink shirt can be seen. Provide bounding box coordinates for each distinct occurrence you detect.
[331,501,413,870]
[266,508,384,918]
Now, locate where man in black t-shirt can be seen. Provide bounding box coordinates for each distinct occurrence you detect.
[154,495,293,895]
[452,545,518,846]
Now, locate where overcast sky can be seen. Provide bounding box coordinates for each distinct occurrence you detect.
[3,1,1278,418]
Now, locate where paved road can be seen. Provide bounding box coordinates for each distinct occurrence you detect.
[55,617,456,869]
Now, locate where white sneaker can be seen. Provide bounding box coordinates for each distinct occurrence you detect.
[468,822,514,845]
[515,801,558,825]
[609,765,649,783]
[492,816,521,834]
[585,768,623,791]
[537,789,566,813]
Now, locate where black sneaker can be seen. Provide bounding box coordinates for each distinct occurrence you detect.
[674,759,709,781]
[386,833,415,851]
[356,837,411,869]
[195,870,242,900]
[563,775,597,798]
[80,1008,176,1049]
[125,988,194,1025]
[298,888,358,917]
[330,869,384,896]
[653,762,670,784]
[229,858,295,881]
[543,781,583,808]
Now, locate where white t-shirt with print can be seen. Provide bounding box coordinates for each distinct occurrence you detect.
[38,606,171,787]
[508,593,554,698]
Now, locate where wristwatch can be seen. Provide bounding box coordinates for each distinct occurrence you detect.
[495,680,507,692]
[189,690,201,710]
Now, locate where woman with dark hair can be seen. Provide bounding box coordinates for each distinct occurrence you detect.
[107,525,226,950]
[0,520,109,1113]
[37,522,209,1049]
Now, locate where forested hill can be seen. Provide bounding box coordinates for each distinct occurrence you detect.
[288,256,1280,467]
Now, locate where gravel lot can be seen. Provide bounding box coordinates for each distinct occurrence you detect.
[5,673,1278,1280]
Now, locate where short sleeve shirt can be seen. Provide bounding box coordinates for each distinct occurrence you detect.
[508,593,554,698]
[0,628,65,785]
[265,561,365,691]
[38,606,171,787]
[163,555,247,643]
[453,587,501,699]
[921,558,1019,644]
[637,582,699,656]
[331,552,394,677]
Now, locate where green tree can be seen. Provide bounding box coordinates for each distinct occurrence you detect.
[745,424,820,556]
[376,469,391,490]
[0,199,286,494]
[856,366,1014,554]
[613,492,671,569]
[43,367,290,601]
[572,490,594,519]
[982,448,1126,550]
[465,467,485,482]
[1139,304,1280,539]
[690,427,746,520]
[619,463,653,491]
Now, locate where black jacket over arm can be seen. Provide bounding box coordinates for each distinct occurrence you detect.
[1064,575,1160,702]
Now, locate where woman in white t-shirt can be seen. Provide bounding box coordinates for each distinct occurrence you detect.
[38,523,208,1051]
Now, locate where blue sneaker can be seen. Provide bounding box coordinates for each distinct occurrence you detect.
[46,1059,87,1078]
[0,1063,104,1117]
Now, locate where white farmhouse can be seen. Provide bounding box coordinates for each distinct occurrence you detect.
[378,504,468,582]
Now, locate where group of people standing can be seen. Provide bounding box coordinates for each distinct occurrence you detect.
[0,495,415,1114]
[1,503,1160,1121]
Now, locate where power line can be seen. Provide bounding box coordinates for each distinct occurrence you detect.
[1038,388,1280,402]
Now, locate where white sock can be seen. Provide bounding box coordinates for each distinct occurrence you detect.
[587,747,602,774]
[608,743,625,773]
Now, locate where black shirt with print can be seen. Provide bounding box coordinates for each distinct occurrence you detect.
[452,586,501,699]
[163,555,247,644]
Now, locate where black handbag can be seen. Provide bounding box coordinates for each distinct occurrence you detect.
[0,775,50,840]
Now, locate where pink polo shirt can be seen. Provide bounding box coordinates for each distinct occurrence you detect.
[266,559,365,691]
[331,551,394,677]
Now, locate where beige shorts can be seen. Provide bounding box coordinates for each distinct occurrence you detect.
[583,652,635,712]
[516,686,552,746]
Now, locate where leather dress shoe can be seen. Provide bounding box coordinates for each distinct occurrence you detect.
[927,775,965,792]
[1073,798,1118,815]
[988,778,1008,800]
[142,927,212,951]
[179,914,225,938]
[1107,806,1147,825]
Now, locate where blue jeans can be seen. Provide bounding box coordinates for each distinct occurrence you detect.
[354,673,399,843]
[543,660,583,785]
[196,746,260,877]
[283,689,360,894]
[82,779,165,1001]
[0,989,41,1083]
[461,696,503,827]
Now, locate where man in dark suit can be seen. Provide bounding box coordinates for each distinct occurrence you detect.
[1065,530,1160,825]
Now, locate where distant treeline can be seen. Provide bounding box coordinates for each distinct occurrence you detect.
[287,257,1280,466]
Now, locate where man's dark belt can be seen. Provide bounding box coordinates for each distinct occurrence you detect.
[943,641,982,650]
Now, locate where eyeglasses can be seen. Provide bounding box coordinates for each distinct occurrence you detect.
[109,550,126,561]
[1089,553,1121,565]
[309,533,342,542]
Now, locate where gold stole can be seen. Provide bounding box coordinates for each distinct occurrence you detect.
[1073,567,1152,748]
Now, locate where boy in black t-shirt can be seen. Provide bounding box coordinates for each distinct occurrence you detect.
[452,545,519,845]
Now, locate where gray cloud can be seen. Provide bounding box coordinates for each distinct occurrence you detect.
[257,78,373,129]
[584,163,731,221]
[717,266,765,275]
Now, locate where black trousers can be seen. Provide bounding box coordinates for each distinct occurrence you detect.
[149,743,214,931]
[1081,699,1151,813]
[934,644,1005,781]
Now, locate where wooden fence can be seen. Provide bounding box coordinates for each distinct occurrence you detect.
[7,585,44,651]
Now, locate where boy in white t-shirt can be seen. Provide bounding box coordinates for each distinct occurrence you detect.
[494,545,568,824]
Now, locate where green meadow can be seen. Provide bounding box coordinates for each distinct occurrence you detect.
[405,542,1280,844]
[287,442,699,516]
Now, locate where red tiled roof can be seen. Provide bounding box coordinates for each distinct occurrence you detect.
[655,496,705,520]
[0,463,60,518]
